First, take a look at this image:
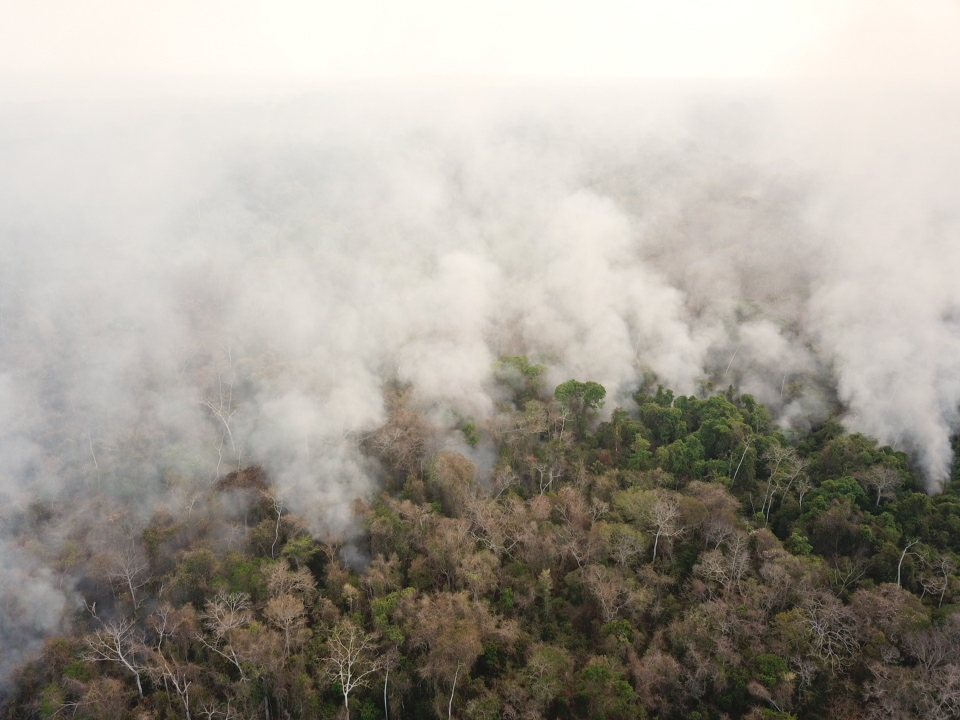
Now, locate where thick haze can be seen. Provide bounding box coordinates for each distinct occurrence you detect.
[2,0,960,686]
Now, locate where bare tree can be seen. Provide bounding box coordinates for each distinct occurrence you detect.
[266,560,317,600]
[933,555,956,608]
[529,456,560,495]
[904,626,954,675]
[802,594,862,670]
[693,531,750,596]
[196,591,253,682]
[645,491,687,562]
[147,652,194,720]
[265,594,307,659]
[858,466,903,507]
[268,493,284,559]
[830,557,866,597]
[795,475,812,508]
[760,445,808,523]
[83,618,146,698]
[919,664,960,720]
[448,662,463,720]
[583,564,646,623]
[201,367,240,475]
[324,620,386,720]
[109,543,152,611]
[897,539,920,588]
[147,602,199,720]
[466,496,523,560]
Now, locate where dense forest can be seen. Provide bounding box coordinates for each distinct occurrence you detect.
[5,357,960,720]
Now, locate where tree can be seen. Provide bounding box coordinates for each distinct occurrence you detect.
[496,355,546,406]
[554,379,606,439]
[858,465,903,507]
[524,644,573,711]
[108,543,152,611]
[760,444,807,523]
[197,591,253,682]
[265,595,307,659]
[920,554,956,608]
[146,602,200,720]
[644,490,687,563]
[83,618,146,698]
[576,655,637,719]
[427,451,477,517]
[324,620,385,720]
[403,591,517,713]
[366,386,439,482]
[583,564,647,622]
[266,560,318,601]
[693,531,750,596]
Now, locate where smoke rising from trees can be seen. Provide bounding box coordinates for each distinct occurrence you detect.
[0,81,958,678]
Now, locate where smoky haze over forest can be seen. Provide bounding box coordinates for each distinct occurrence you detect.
[0,81,959,677]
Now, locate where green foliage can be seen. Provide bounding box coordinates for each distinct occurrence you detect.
[627,434,653,471]
[785,528,813,556]
[602,619,632,642]
[656,435,704,479]
[555,379,606,438]
[38,683,63,720]
[219,551,268,597]
[281,534,320,569]
[754,653,788,686]
[6,383,960,720]
[638,403,686,446]
[62,660,89,681]
[497,355,546,406]
[808,476,869,512]
[460,421,480,447]
[172,547,221,604]
[575,656,638,720]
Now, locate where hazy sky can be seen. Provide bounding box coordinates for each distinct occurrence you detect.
[2,1,959,94]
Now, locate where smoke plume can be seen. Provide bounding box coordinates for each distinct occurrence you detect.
[0,80,959,675]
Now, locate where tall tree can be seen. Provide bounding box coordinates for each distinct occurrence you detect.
[554,379,606,439]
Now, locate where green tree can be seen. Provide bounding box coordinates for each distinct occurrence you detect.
[554,379,606,439]
[496,355,546,406]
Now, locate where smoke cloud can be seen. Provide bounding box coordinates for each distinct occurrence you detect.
[0,80,958,676]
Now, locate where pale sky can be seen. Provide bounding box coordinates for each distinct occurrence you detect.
[1,1,959,94]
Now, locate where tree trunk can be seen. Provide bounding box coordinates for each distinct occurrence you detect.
[449,664,462,720]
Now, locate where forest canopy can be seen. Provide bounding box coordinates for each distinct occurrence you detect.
[4,363,960,720]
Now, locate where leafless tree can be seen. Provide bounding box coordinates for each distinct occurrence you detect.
[109,543,152,611]
[904,627,954,675]
[583,564,647,623]
[324,620,386,720]
[147,652,194,720]
[645,491,687,562]
[897,539,920,588]
[830,557,867,597]
[266,560,317,600]
[265,594,307,659]
[760,445,808,523]
[920,664,960,720]
[858,466,903,507]
[201,368,239,475]
[83,618,146,698]
[802,594,862,670]
[694,531,750,596]
[918,554,956,609]
[267,493,284,559]
[196,591,253,682]
[530,453,564,496]
[146,602,199,720]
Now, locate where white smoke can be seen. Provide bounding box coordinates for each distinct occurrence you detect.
[0,81,959,674]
